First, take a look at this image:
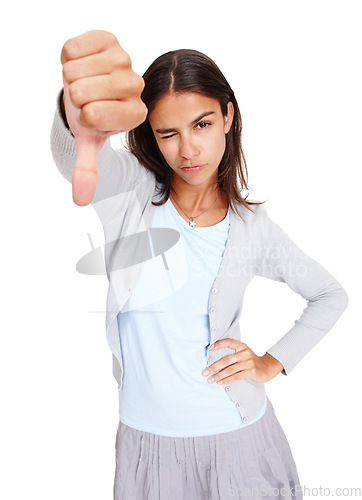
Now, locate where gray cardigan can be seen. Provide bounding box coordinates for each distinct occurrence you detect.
[50,93,348,423]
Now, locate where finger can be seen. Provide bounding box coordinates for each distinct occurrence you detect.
[68,72,145,108]
[211,339,248,353]
[216,369,252,385]
[80,99,148,132]
[204,354,241,376]
[72,137,99,206]
[61,30,121,64]
[62,47,131,83]
[213,365,241,383]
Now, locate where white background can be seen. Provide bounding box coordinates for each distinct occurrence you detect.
[1,0,360,498]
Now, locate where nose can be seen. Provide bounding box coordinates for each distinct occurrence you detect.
[179,134,199,160]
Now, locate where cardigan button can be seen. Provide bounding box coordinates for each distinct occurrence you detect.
[209,307,215,313]
[242,416,249,424]
[211,288,217,293]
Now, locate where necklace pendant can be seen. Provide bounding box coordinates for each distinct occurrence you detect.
[189,218,196,227]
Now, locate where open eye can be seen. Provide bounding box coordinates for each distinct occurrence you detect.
[196,121,211,130]
[160,121,211,140]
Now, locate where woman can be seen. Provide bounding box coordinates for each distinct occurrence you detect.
[52,30,348,500]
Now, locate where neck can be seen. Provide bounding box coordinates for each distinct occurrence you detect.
[170,178,220,213]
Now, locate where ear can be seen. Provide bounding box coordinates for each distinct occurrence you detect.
[224,101,234,134]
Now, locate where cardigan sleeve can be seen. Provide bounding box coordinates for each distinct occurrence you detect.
[50,90,148,212]
[256,205,349,376]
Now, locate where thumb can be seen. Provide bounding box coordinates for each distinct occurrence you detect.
[72,136,100,206]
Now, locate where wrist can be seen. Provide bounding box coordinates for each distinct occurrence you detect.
[262,352,284,379]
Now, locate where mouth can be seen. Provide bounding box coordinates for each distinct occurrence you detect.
[180,164,206,173]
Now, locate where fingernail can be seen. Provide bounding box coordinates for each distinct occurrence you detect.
[208,377,215,383]
[202,369,209,376]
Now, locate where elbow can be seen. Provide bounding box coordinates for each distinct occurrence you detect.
[332,284,349,314]
[339,287,349,313]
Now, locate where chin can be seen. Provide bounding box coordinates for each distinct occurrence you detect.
[177,170,217,186]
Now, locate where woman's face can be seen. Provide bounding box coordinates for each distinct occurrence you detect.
[148,92,234,188]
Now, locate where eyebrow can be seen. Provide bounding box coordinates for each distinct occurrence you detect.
[155,111,216,134]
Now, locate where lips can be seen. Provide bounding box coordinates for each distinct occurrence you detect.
[180,164,206,172]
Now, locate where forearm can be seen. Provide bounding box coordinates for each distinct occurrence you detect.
[258,206,349,375]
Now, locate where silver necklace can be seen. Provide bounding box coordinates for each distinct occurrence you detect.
[170,191,219,227]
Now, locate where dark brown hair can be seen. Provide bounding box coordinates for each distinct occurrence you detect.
[126,49,265,219]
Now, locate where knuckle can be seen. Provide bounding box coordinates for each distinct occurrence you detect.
[109,50,122,70]
[135,74,145,94]
[120,49,132,67]
[140,77,146,93]
[68,81,85,106]
[89,29,117,48]
[124,72,142,96]
[61,38,78,62]
[112,48,132,70]
[62,61,75,83]
[136,101,148,123]
[102,30,118,45]
[81,102,100,127]
[117,75,132,96]
[127,101,148,128]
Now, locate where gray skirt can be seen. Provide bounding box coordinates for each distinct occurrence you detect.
[113,397,302,500]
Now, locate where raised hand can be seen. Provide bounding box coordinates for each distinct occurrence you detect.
[61,30,148,206]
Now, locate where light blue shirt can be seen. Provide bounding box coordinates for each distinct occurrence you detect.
[117,192,266,437]
[52,96,349,424]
